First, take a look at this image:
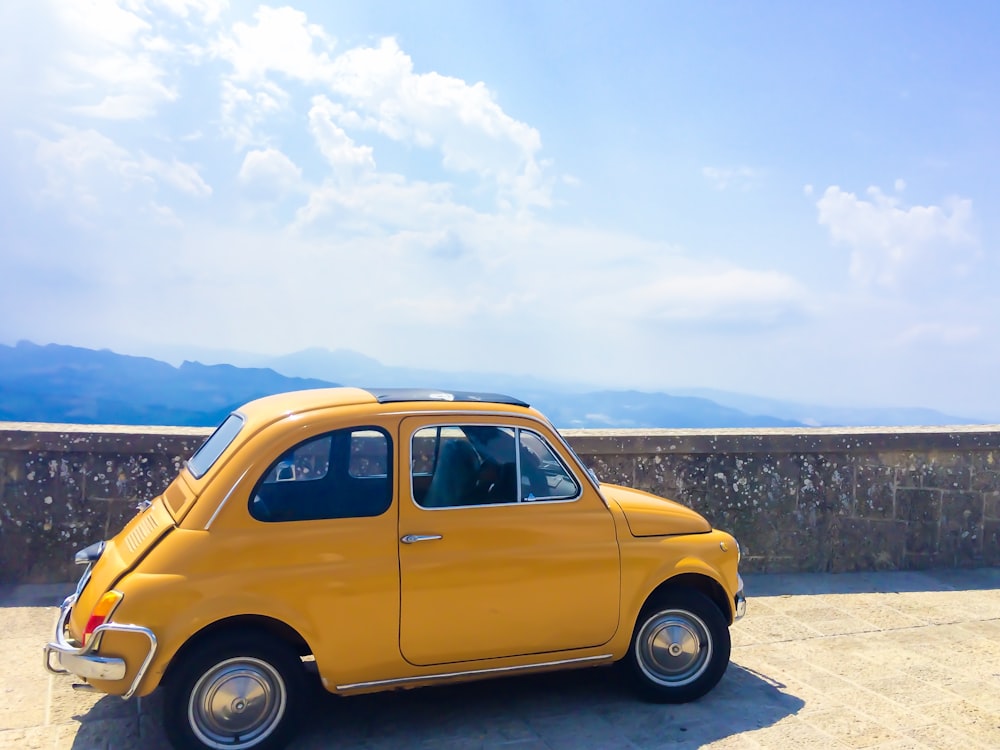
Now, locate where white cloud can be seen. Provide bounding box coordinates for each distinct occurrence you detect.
[630,268,808,323]
[57,0,151,49]
[238,147,303,194]
[702,165,761,191]
[220,79,289,147]
[44,2,170,119]
[816,184,975,286]
[149,0,228,24]
[141,154,212,196]
[32,126,211,212]
[212,5,334,83]
[0,0,227,122]
[293,173,467,233]
[146,200,183,227]
[326,37,548,207]
[212,13,550,210]
[308,96,375,172]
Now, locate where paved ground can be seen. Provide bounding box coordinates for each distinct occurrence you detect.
[2,569,999,749]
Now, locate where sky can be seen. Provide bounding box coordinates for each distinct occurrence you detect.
[1,1,998,418]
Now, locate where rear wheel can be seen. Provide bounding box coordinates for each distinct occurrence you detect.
[626,588,730,703]
[163,634,305,750]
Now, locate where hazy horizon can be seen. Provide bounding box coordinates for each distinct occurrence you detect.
[4,337,995,424]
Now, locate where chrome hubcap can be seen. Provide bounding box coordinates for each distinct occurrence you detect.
[636,609,712,687]
[189,657,286,749]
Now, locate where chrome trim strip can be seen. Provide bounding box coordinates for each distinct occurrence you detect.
[43,596,158,700]
[413,495,580,512]
[514,429,523,500]
[335,654,613,691]
[204,466,251,530]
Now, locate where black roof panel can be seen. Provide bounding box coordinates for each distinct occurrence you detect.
[367,388,529,408]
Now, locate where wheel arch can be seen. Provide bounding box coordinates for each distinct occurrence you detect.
[161,614,312,686]
[644,572,733,626]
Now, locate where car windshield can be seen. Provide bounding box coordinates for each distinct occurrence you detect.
[187,414,244,479]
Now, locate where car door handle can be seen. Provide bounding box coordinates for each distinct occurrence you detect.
[400,534,443,544]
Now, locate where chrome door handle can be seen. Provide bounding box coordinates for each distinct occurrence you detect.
[400,534,443,544]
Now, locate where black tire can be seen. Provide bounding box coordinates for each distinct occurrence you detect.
[626,588,730,703]
[163,634,305,750]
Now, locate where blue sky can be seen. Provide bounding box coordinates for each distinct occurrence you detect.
[1,1,998,418]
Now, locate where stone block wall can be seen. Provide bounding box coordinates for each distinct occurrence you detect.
[1,422,998,583]
[0,424,209,584]
[566,427,1000,573]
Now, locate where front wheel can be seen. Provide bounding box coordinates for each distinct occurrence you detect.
[163,634,305,750]
[626,588,731,703]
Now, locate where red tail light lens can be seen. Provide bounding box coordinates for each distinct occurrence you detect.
[82,590,123,646]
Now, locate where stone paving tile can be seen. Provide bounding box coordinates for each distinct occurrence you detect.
[5,569,1000,749]
[0,673,49,731]
[740,715,852,748]
[804,708,903,748]
[0,726,60,750]
[903,720,993,749]
[6,635,47,677]
[730,612,825,644]
[945,679,1000,712]
[918,701,1000,747]
[865,740,933,750]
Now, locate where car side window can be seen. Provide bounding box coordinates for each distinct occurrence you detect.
[250,427,392,522]
[519,429,580,501]
[412,425,579,508]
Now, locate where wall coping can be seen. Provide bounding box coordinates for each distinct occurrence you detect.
[4,421,1000,455]
[561,425,1000,454]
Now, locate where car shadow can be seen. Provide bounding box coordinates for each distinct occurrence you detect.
[75,661,803,749]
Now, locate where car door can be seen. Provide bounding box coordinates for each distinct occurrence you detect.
[235,420,402,683]
[398,415,621,666]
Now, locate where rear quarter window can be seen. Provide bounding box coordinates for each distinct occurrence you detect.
[187,414,244,479]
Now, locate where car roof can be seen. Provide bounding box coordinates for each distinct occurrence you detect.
[236,386,529,423]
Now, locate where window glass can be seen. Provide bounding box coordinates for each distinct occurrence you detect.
[187,414,244,479]
[261,436,331,484]
[250,427,391,522]
[518,430,580,501]
[412,425,578,508]
[349,430,389,478]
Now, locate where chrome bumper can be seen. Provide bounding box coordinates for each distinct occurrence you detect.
[734,574,747,621]
[42,593,158,700]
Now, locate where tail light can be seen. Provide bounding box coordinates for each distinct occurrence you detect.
[82,591,123,646]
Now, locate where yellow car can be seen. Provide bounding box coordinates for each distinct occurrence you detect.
[44,387,746,750]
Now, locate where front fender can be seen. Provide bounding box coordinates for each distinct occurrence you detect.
[617,530,741,649]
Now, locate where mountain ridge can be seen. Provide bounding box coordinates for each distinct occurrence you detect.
[0,340,984,428]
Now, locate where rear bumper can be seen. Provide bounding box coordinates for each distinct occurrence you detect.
[42,593,157,699]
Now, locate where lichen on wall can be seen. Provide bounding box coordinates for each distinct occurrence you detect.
[1,423,999,583]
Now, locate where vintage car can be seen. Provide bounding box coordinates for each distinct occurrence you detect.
[44,387,746,750]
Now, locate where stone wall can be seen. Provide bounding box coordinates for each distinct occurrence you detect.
[2,422,998,583]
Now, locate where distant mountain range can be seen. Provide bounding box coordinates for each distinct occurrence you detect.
[0,341,985,428]
[0,341,335,426]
